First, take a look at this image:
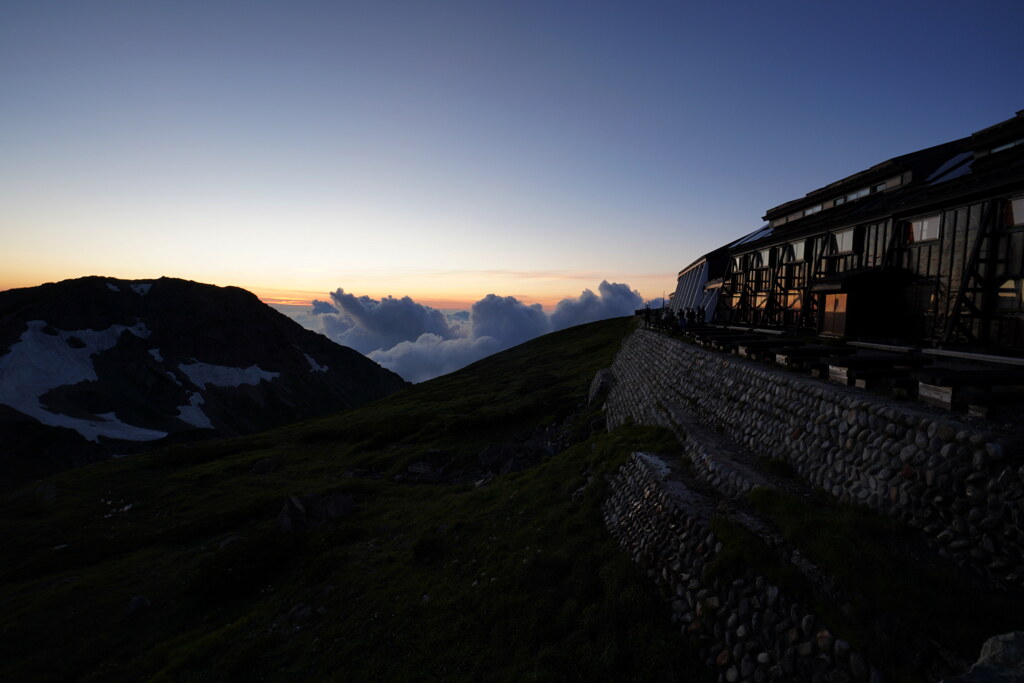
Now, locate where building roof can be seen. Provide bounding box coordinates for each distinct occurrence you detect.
[762,138,963,224]
[723,111,1024,253]
[760,111,1024,234]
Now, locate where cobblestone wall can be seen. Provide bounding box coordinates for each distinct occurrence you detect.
[604,452,879,682]
[604,329,1024,590]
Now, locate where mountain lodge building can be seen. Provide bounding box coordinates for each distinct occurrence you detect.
[671,110,1024,353]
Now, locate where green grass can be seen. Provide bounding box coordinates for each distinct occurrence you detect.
[0,317,704,682]
[6,314,1011,681]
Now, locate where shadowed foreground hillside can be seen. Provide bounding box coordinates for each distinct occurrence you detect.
[0,317,704,682]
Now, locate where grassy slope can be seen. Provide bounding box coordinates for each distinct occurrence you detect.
[0,317,703,682]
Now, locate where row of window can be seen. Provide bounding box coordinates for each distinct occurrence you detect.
[774,179,899,226]
[736,277,1024,313]
[776,139,1020,230]
[735,197,1024,273]
[727,290,805,311]
[733,227,856,271]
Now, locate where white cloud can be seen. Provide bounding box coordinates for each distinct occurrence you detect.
[550,280,643,331]
[470,294,550,348]
[292,281,640,382]
[311,299,339,315]
[368,334,502,384]
[308,289,457,354]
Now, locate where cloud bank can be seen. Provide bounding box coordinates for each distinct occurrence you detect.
[304,281,642,382]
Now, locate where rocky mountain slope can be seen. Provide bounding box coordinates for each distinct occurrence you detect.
[0,276,407,488]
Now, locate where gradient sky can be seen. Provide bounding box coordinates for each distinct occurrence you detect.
[2,0,1021,308]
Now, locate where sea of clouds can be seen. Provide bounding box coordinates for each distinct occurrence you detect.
[298,281,643,382]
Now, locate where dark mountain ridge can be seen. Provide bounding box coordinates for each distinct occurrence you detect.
[0,276,408,488]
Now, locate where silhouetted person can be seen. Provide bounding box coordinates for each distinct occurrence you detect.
[664,309,677,334]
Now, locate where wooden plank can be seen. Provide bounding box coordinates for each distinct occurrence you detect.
[828,365,853,386]
[848,341,919,353]
[923,348,1024,367]
[918,382,956,409]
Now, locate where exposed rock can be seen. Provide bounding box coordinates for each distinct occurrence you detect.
[588,367,615,406]
[218,535,243,549]
[278,492,356,532]
[942,632,1024,682]
[407,461,433,476]
[126,595,151,615]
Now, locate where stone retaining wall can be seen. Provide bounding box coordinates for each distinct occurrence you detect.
[604,452,878,682]
[604,329,1024,590]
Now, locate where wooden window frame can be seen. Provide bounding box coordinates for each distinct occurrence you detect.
[784,240,806,263]
[829,228,856,255]
[1008,196,1024,227]
[907,215,941,244]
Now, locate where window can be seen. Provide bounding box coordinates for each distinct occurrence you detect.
[785,290,802,310]
[753,294,767,309]
[783,266,805,289]
[998,279,1023,311]
[822,293,847,336]
[908,215,941,243]
[834,196,847,207]
[758,248,772,266]
[846,187,869,202]
[732,256,743,272]
[872,182,886,193]
[786,240,805,262]
[803,204,822,217]
[1010,197,1024,227]
[992,138,1024,154]
[830,229,855,254]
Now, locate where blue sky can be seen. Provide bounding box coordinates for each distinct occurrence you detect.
[1,0,1021,307]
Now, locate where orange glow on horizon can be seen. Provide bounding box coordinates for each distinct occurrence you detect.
[1,272,674,313]
[254,289,564,311]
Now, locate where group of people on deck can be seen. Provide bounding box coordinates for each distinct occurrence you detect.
[642,305,705,333]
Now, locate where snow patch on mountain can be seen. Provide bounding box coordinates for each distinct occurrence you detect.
[106,282,120,292]
[149,348,163,362]
[178,361,279,389]
[305,353,328,372]
[131,283,152,295]
[0,320,164,442]
[86,413,167,442]
[176,391,214,429]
